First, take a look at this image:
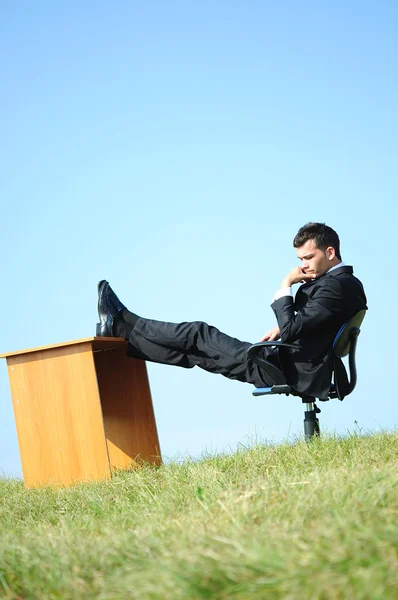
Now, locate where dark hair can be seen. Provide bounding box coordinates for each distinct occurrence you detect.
[293,222,342,260]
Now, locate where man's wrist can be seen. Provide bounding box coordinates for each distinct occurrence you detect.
[281,277,292,288]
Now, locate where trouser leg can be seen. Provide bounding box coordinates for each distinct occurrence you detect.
[126,318,273,387]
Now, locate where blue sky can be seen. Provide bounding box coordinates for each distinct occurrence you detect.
[1,1,397,478]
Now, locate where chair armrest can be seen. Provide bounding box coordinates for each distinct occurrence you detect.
[247,341,297,364]
[248,341,298,352]
[247,342,296,386]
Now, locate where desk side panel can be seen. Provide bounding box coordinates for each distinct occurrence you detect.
[94,348,161,470]
[7,343,111,487]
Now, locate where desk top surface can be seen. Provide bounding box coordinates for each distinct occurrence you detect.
[0,337,127,358]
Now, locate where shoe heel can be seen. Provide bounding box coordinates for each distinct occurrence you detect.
[96,322,101,336]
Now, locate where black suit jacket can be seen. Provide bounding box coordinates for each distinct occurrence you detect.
[270,266,367,399]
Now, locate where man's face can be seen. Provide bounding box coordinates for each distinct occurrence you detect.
[296,239,335,277]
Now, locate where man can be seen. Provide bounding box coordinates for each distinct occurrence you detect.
[97,223,367,399]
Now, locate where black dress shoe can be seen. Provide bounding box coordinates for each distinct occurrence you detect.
[106,283,127,315]
[96,281,119,337]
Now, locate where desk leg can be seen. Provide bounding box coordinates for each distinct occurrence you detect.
[94,347,161,470]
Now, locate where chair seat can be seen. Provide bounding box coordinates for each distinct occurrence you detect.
[253,384,291,396]
[253,383,336,400]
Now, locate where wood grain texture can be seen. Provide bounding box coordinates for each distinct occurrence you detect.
[94,346,161,470]
[7,342,111,487]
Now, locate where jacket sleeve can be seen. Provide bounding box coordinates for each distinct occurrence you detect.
[271,277,346,343]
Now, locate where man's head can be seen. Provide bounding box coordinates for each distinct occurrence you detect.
[293,222,342,277]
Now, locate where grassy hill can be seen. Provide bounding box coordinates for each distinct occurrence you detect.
[0,432,397,599]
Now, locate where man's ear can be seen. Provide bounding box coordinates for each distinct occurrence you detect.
[326,246,336,260]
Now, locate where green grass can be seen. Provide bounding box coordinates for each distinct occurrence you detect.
[1,432,397,599]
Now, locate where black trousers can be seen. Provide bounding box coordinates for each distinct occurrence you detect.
[126,318,274,388]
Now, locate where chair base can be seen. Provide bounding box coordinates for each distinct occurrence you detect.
[302,398,321,441]
[304,408,320,441]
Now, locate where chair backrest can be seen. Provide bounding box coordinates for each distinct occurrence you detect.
[332,310,366,358]
[331,309,366,400]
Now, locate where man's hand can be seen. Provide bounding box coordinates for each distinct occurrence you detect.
[281,267,317,288]
[259,325,280,342]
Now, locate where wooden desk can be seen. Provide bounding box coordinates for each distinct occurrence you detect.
[0,338,161,487]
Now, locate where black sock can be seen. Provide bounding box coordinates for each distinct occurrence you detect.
[113,318,133,340]
[122,309,140,328]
